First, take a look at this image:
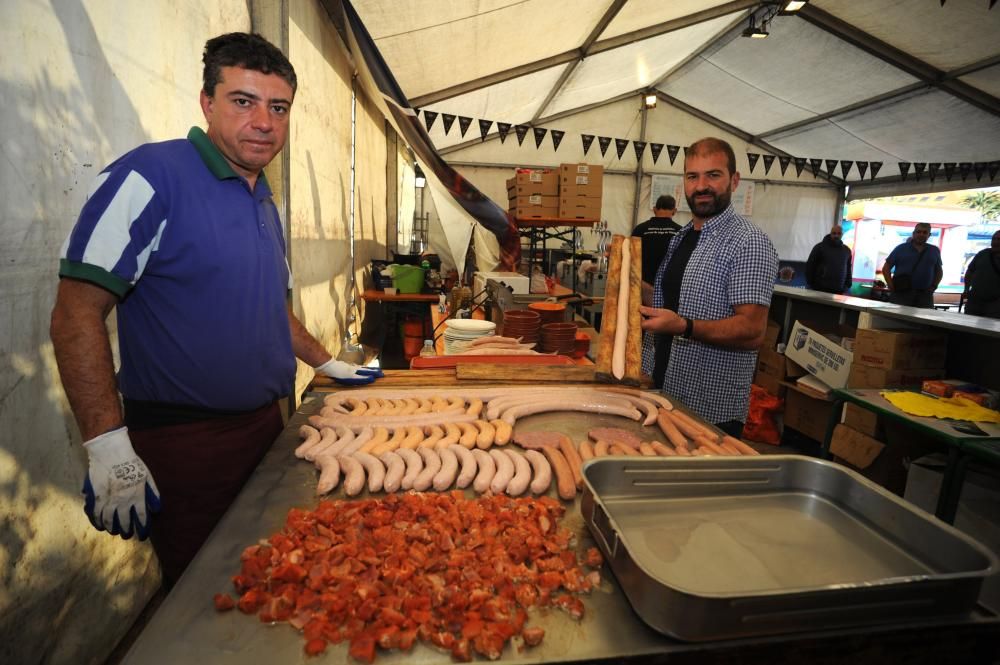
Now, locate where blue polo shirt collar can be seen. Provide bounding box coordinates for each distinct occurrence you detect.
[187,127,271,197]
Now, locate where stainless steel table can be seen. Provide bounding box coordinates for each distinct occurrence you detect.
[121,394,1000,665]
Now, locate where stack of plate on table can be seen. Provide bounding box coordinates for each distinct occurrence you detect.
[540,322,577,355]
[443,318,497,354]
[500,309,541,344]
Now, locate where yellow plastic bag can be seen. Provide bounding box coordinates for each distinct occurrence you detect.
[881,391,1000,424]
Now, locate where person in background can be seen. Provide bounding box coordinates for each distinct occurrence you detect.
[639,137,778,439]
[964,230,1000,318]
[881,222,943,308]
[805,224,852,294]
[632,194,682,305]
[50,33,381,588]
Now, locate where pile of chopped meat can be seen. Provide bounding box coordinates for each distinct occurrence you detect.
[214,492,603,662]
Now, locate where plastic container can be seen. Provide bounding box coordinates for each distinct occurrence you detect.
[392,264,426,294]
[401,316,425,360]
[419,340,437,357]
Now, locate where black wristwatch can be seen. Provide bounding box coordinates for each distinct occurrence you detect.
[682,318,694,339]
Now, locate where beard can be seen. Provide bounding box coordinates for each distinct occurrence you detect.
[685,188,732,218]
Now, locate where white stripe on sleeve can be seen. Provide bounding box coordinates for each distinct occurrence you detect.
[133,219,167,283]
[83,170,156,273]
[59,172,111,259]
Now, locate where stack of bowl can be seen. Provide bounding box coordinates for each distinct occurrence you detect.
[528,301,567,326]
[443,319,497,354]
[500,309,541,344]
[540,322,577,355]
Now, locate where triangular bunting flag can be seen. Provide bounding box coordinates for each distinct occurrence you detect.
[650,143,664,164]
[794,157,806,176]
[457,116,473,137]
[667,145,680,165]
[942,162,955,181]
[550,129,565,151]
[809,158,823,178]
[913,162,927,181]
[598,136,612,157]
[959,162,972,181]
[514,125,529,146]
[423,110,438,132]
[747,152,760,174]
[974,162,986,181]
[683,146,690,156]
[825,159,838,177]
[778,155,791,176]
[478,119,493,142]
[441,113,456,135]
[532,127,547,149]
[856,161,869,180]
[414,108,421,117]
[633,141,647,161]
[927,162,941,182]
[898,162,911,181]
[581,134,595,155]
[840,160,853,179]
[988,161,999,180]
[496,122,512,143]
[614,138,629,159]
[762,154,775,175]
[870,161,882,180]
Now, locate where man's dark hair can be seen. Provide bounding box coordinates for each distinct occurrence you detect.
[914,222,931,232]
[654,195,676,211]
[202,33,297,97]
[687,137,737,176]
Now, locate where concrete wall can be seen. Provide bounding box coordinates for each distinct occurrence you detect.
[0,1,392,663]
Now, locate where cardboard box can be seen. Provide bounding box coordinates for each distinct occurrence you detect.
[853,328,947,370]
[559,163,604,197]
[830,424,885,469]
[509,205,558,219]
[753,372,785,399]
[783,386,836,442]
[847,364,945,389]
[756,347,785,379]
[842,403,884,439]
[763,320,781,350]
[508,194,558,209]
[558,197,602,220]
[786,357,808,379]
[506,170,559,197]
[784,321,855,390]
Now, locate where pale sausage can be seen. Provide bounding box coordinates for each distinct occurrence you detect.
[338,455,365,496]
[490,419,512,445]
[295,424,321,459]
[524,450,552,495]
[323,425,357,458]
[503,449,532,496]
[400,425,424,449]
[466,398,484,417]
[413,447,442,491]
[474,420,495,449]
[305,427,339,461]
[421,424,445,448]
[337,427,368,456]
[433,446,459,491]
[611,237,631,380]
[501,401,641,425]
[353,451,386,493]
[437,422,462,449]
[457,422,478,448]
[314,454,341,495]
[380,451,405,492]
[360,426,390,454]
[397,448,423,491]
[450,444,478,489]
[489,449,515,494]
[472,449,496,493]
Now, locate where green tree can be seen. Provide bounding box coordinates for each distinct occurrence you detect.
[961,191,1000,222]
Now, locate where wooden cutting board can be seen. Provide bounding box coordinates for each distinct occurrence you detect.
[456,364,598,383]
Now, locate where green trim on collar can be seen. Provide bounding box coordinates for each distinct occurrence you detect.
[187,127,239,180]
[59,260,131,298]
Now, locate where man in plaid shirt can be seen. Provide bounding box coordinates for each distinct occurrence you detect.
[640,138,778,438]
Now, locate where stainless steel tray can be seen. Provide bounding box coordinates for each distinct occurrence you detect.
[581,455,998,642]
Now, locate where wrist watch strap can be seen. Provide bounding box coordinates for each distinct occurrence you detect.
[683,318,694,339]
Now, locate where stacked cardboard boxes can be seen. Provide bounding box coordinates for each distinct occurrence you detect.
[506,169,559,219]
[753,320,785,398]
[558,163,603,219]
[847,328,947,388]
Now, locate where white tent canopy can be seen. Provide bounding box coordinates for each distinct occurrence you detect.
[353,0,1000,264]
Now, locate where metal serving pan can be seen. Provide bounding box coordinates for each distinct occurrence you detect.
[581,455,997,642]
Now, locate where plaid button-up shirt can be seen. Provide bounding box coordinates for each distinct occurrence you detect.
[641,204,778,424]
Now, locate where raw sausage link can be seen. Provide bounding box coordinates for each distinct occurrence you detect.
[610,443,638,456]
[578,439,595,462]
[639,442,657,456]
[305,427,339,461]
[314,454,341,495]
[360,426,390,454]
[490,419,513,445]
[489,449,515,494]
[524,450,553,495]
[397,448,423,491]
[472,449,496,494]
[541,446,577,500]
[656,408,691,453]
[457,422,479,448]
[400,425,424,449]
[433,446,460,491]
[436,423,462,449]
[379,451,405,492]
[650,441,677,457]
[503,449,532,497]
[720,441,742,456]
[557,434,584,489]
[500,401,641,426]
[450,444,478,489]
[593,440,610,457]
[413,448,442,491]
[295,425,321,459]
[722,435,759,456]
[474,420,495,449]
[352,451,386,493]
[466,398,484,417]
[338,456,365,497]
[421,424,445,448]
[338,427,369,456]
[371,427,406,455]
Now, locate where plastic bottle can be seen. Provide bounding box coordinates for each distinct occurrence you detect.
[419,339,437,357]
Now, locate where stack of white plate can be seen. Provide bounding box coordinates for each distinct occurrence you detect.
[443,319,497,354]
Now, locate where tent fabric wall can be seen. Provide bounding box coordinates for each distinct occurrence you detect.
[749,183,839,261]
[0,2,248,663]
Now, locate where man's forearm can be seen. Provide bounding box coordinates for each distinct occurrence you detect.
[288,310,333,367]
[690,315,764,350]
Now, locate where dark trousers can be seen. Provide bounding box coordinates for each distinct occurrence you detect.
[714,420,745,439]
[889,289,934,308]
[130,402,283,588]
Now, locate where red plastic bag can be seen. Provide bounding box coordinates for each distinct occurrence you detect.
[744,384,783,445]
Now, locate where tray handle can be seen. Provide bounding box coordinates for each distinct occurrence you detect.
[589,500,619,560]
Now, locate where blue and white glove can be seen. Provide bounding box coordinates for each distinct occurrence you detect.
[315,359,384,386]
[82,427,161,540]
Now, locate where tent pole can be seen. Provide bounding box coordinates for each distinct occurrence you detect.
[631,98,648,228]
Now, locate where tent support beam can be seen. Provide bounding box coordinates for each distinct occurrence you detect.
[410,0,757,108]
[655,91,845,186]
[632,98,648,227]
[798,5,1000,119]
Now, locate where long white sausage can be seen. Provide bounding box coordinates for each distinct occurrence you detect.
[500,401,642,425]
[338,427,371,456]
[413,447,442,491]
[307,411,477,432]
[489,449,515,494]
[472,449,496,493]
[322,425,356,458]
[612,237,630,379]
[397,448,423,491]
[314,454,341,495]
[295,425,321,459]
[304,427,339,461]
[353,451,386,493]
[450,444,477,489]
[503,449,532,496]
[338,456,365,496]
[433,446,459,491]
[380,451,405,492]
[524,450,552,495]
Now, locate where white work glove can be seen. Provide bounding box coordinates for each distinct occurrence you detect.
[82,427,161,540]
[315,359,384,386]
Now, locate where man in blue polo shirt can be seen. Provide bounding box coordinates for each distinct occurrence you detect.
[50,33,380,587]
[882,223,943,308]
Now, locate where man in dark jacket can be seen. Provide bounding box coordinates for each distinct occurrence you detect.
[633,195,682,304]
[805,224,852,294]
[964,230,1000,318]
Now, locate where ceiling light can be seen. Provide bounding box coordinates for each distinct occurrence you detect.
[644,94,657,109]
[742,14,769,38]
[784,1,807,11]
[414,164,426,189]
